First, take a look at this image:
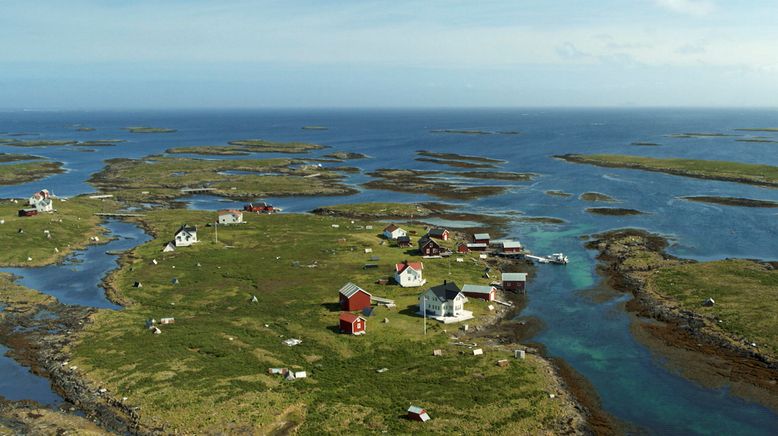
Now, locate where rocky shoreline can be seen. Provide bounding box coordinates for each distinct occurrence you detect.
[585,229,778,405]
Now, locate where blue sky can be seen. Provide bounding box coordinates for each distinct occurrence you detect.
[1,0,777,108]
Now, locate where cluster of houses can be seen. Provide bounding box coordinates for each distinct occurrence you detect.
[18,189,54,217]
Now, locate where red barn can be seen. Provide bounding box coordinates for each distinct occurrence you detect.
[501,272,527,293]
[473,233,491,244]
[338,282,372,311]
[339,312,367,335]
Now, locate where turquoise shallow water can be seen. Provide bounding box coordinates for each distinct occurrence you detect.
[1,108,777,433]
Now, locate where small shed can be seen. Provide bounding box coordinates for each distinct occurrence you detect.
[339,312,367,335]
[163,242,176,253]
[160,317,175,325]
[338,282,372,311]
[407,406,431,422]
[396,235,412,248]
[501,272,527,293]
[456,242,470,254]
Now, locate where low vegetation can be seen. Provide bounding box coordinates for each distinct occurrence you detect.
[0,196,118,266]
[0,161,64,185]
[313,202,437,219]
[124,127,177,133]
[416,150,506,164]
[322,152,368,160]
[681,196,778,208]
[579,192,616,202]
[364,169,534,200]
[88,156,357,203]
[585,207,645,216]
[556,154,778,188]
[167,140,326,155]
[69,210,580,434]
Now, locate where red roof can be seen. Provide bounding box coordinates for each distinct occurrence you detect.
[218,209,242,215]
[339,312,364,324]
[384,223,399,232]
[395,261,424,273]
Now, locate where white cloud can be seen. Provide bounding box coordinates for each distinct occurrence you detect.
[653,0,716,16]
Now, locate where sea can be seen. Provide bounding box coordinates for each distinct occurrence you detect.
[1,108,778,435]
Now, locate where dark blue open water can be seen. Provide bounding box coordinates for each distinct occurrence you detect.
[1,109,777,434]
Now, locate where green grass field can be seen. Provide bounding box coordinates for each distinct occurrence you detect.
[70,210,578,434]
[557,154,778,188]
[0,161,64,185]
[0,196,118,266]
[651,259,778,358]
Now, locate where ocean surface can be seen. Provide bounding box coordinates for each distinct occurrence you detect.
[1,108,778,434]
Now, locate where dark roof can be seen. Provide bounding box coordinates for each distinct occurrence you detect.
[418,235,441,248]
[428,282,462,302]
[428,228,448,237]
[397,235,411,243]
[340,312,365,323]
[176,224,196,233]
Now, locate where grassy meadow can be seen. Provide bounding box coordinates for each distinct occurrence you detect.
[0,196,118,266]
[70,210,578,434]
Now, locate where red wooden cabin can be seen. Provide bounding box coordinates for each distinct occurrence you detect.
[339,312,367,335]
[338,282,372,311]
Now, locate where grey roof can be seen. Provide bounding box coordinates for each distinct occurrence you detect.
[427,282,463,302]
[502,241,522,249]
[339,282,371,298]
[467,243,488,248]
[408,406,426,414]
[502,272,527,281]
[473,233,491,240]
[418,235,440,247]
[428,228,448,237]
[462,284,494,294]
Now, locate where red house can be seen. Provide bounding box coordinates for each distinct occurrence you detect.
[427,228,449,241]
[501,241,523,254]
[473,233,491,244]
[501,273,527,293]
[456,242,470,253]
[338,282,372,311]
[418,236,442,256]
[339,312,367,335]
[462,284,497,301]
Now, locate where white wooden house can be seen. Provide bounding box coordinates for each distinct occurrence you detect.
[393,261,426,287]
[418,281,473,323]
[174,225,198,247]
[28,189,53,212]
[218,209,243,225]
[382,223,407,240]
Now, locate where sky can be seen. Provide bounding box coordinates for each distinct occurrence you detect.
[1,0,777,108]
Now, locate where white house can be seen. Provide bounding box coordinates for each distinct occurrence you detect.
[218,209,243,225]
[418,281,473,324]
[394,261,426,287]
[28,189,53,212]
[174,225,198,247]
[382,223,407,240]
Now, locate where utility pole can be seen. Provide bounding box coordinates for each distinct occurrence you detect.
[214,220,218,244]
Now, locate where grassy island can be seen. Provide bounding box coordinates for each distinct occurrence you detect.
[668,132,735,139]
[65,208,583,434]
[323,151,368,160]
[682,196,778,208]
[0,196,119,266]
[556,154,778,188]
[579,192,617,202]
[545,190,573,198]
[734,128,778,133]
[363,169,534,200]
[88,156,357,203]
[124,127,177,134]
[588,229,778,365]
[585,207,645,216]
[0,159,65,186]
[416,150,507,164]
[0,139,78,147]
[167,140,327,155]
